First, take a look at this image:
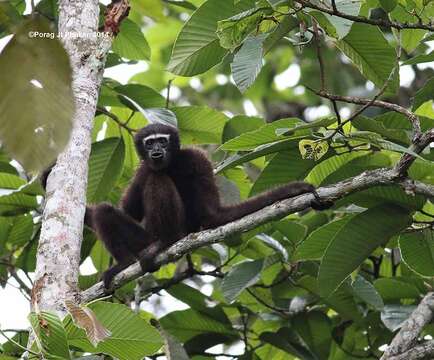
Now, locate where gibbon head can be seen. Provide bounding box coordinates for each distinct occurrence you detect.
[134,123,180,171]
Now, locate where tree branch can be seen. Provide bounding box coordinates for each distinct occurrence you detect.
[295,0,434,31]
[381,293,434,359]
[80,166,434,303]
[308,89,422,141]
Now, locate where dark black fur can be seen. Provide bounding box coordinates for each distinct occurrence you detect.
[42,124,331,288]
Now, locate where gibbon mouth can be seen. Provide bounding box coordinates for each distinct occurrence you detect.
[151,152,164,160]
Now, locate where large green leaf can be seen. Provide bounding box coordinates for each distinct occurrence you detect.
[216,8,267,51]
[352,116,410,145]
[112,19,151,60]
[399,229,434,276]
[310,0,362,38]
[222,115,264,142]
[231,34,266,93]
[221,258,264,303]
[115,84,166,109]
[336,23,398,91]
[8,214,33,248]
[66,302,163,359]
[305,152,367,186]
[318,204,411,296]
[250,150,315,195]
[29,311,70,359]
[167,0,254,75]
[0,17,74,172]
[87,138,125,203]
[221,118,302,151]
[292,311,332,360]
[160,308,236,342]
[215,138,300,173]
[293,216,355,261]
[173,106,228,144]
[351,275,384,310]
[412,77,434,111]
[374,277,421,301]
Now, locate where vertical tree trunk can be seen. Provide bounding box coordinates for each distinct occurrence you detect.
[32,0,104,314]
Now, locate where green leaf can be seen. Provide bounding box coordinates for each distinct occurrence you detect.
[159,327,190,360]
[352,116,410,145]
[318,204,411,297]
[352,275,384,310]
[403,52,434,65]
[379,0,397,12]
[8,214,33,248]
[167,0,254,75]
[374,278,421,301]
[66,302,163,359]
[306,152,367,186]
[294,216,355,261]
[0,1,22,33]
[112,19,151,60]
[310,0,362,38]
[221,118,302,150]
[29,311,70,359]
[173,106,228,144]
[275,116,336,136]
[215,138,299,173]
[390,6,427,53]
[263,15,299,52]
[292,311,332,360]
[250,150,315,195]
[90,240,111,272]
[336,23,398,91]
[274,220,307,244]
[216,8,266,51]
[221,258,264,303]
[160,308,236,342]
[115,84,166,109]
[0,17,73,172]
[381,305,416,331]
[399,229,434,276]
[412,77,434,111]
[87,138,125,203]
[231,34,266,92]
[222,115,264,142]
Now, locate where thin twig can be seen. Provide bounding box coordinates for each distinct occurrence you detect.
[96,106,137,133]
[313,19,326,91]
[246,288,288,315]
[0,329,40,357]
[165,79,174,109]
[295,0,434,30]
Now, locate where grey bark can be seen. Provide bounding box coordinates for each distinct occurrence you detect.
[32,0,111,314]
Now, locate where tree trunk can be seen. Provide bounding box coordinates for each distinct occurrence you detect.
[32,0,104,314]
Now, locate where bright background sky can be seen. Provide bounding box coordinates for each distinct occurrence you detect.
[0,0,433,351]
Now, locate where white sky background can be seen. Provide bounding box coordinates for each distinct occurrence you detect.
[0,0,433,349]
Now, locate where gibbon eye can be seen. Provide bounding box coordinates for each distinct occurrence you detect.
[144,139,155,149]
[158,137,168,147]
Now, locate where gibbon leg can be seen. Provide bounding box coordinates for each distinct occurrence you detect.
[91,203,150,288]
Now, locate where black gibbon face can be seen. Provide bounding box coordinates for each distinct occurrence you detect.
[134,124,181,171]
[143,134,171,169]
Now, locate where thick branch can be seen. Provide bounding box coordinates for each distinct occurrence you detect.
[394,129,434,175]
[386,340,434,360]
[381,293,434,359]
[80,168,434,303]
[296,0,434,31]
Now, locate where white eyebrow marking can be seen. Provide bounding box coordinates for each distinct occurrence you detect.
[143,133,170,142]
